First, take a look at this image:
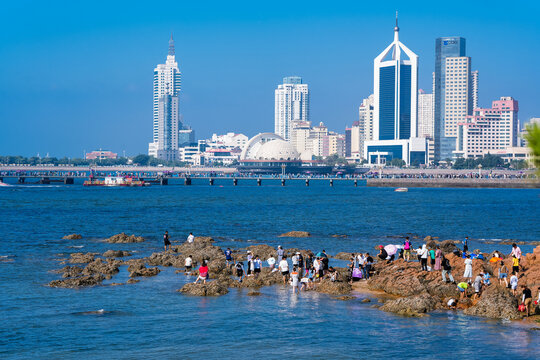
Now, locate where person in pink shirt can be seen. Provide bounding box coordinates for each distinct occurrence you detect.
[510,243,522,259]
[194,261,209,284]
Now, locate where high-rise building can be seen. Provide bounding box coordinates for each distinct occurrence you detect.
[418,89,434,138]
[290,120,313,155]
[148,35,182,160]
[364,16,427,165]
[275,76,309,141]
[358,95,374,160]
[455,97,519,158]
[309,122,328,157]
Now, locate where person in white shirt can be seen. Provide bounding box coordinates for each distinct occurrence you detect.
[187,233,195,243]
[267,255,276,270]
[292,253,299,268]
[509,272,519,296]
[279,255,289,285]
[420,244,429,271]
[184,255,193,275]
[510,243,522,259]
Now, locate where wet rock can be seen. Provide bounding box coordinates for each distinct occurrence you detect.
[68,252,96,264]
[361,298,371,303]
[82,258,121,276]
[178,282,229,296]
[278,231,311,238]
[332,234,348,238]
[247,291,261,296]
[147,252,183,267]
[103,250,131,258]
[62,234,82,240]
[128,263,160,277]
[333,252,354,260]
[242,244,276,261]
[53,265,84,278]
[380,293,438,317]
[126,278,140,284]
[334,295,355,301]
[106,233,144,243]
[230,268,282,288]
[315,279,352,295]
[48,274,105,288]
[463,285,520,320]
[175,237,225,265]
[109,283,124,286]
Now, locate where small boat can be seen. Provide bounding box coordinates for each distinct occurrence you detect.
[84,176,149,187]
[394,187,408,192]
[0,182,11,187]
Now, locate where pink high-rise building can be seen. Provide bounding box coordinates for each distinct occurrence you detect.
[455,97,519,158]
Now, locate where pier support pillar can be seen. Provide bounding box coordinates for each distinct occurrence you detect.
[184,177,192,186]
[305,179,310,186]
[354,179,358,187]
[40,177,50,185]
[160,177,168,185]
[329,179,334,187]
[64,177,74,185]
[18,177,25,184]
[257,178,261,186]
[233,178,238,186]
[209,178,214,186]
[281,179,285,186]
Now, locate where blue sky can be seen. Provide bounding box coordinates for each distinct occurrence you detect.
[0,0,538,157]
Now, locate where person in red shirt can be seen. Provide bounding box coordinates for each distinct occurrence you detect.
[194,261,209,284]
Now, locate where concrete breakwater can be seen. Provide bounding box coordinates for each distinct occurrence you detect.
[366,178,540,188]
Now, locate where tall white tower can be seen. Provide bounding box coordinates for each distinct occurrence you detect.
[274,76,309,141]
[373,13,418,141]
[148,35,182,160]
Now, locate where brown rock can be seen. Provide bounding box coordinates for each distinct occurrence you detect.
[361,298,371,303]
[334,295,355,301]
[68,252,96,264]
[103,250,131,258]
[463,285,520,320]
[106,233,144,243]
[53,265,83,278]
[278,231,311,238]
[128,263,160,277]
[178,282,229,296]
[62,234,82,240]
[109,283,124,286]
[380,293,438,317]
[126,278,140,284]
[247,291,261,296]
[82,258,121,276]
[48,274,104,288]
[315,279,352,295]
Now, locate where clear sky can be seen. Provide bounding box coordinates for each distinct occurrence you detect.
[1,0,538,157]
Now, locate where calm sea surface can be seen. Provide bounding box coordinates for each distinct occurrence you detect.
[0,181,539,359]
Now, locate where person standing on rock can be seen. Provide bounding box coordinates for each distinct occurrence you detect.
[267,255,276,270]
[441,256,455,283]
[511,255,520,274]
[235,261,244,282]
[305,254,313,276]
[473,273,483,300]
[291,267,299,293]
[277,246,284,264]
[510,272,519,296]
[194,261,209,284]
[279,255,289,285]
[246,251,253,276]
[434,246,442,271]
[429,247,436,270]
[292,252,299,269]
[463,255,473,282]
[297,252,304,276]
[510,243,522,259]
[185,255,193,275]
[403,237,412,262]
[253,255,262,277]
[420,245,429,271]
[498,261,509,287]
[463,236,469,253]
[521,285,532,317]
[224,248,233,267]
[163,231,171,251]
[187,232,195,243]
[365,253,373,280]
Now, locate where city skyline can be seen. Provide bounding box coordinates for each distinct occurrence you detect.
[1,1,539,157]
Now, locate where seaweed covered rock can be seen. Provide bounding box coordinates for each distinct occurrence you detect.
[278,231,311,238]
[178,282,229,296]
[48,274,105,288]
[106,233,144,243]
[315,279,352,295]
[62,234,82,240]
[380,293,438,317]
[68,252,96,264]
[127,263,160,277]
[103,250,131,258]
[463,285,520,320]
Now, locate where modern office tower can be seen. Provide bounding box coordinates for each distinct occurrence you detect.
[418,89,434,138]
[364,16,426,165]
[148,35,182,160]
[275,76,309,141]
[178,128,195,147]
[345,127,352,157]
[358,95,374,160]
[455,97,519,158]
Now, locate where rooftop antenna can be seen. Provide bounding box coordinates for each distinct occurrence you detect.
[394,11,399,32]
[168,33,175,56]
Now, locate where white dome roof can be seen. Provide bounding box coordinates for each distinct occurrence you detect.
[254,139,300,160]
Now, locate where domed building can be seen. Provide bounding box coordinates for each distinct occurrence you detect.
[238,133,331,174]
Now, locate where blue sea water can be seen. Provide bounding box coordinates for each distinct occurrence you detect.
[0,181,539,359]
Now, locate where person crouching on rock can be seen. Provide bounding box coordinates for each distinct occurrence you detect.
[185,255,193,275]
[279,255,289,285]
[447,298,457,309]
[377,246,388,262]
[194,260,209,284]
[235,261,244,282]
[457,282,468,300]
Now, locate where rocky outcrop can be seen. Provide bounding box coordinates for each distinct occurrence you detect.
[519,245,540,289]
[68,252,96,264]
[126,278,140,284]
[315,279,352,295]
[333,252,354,260]
[82,258,121,276]
[147,252,183,267]
[278,231,311,238]
[106,233,144,243]
[54,265,83,278]
[332,234,348,238]
[380,293,439,317]
[463,285,520,320]
[103,250,131,258]
[175,237,225,266]
[178,282,229,296]
[48,274,104,288]
[62,234,82,240]
[127,263,160,277]
[229,268,282,288]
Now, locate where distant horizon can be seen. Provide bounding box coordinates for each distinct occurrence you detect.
[1,1,539,157]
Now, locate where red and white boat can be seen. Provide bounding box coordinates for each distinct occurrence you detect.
[84,176,149,187]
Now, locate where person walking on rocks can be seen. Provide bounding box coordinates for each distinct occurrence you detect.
[163,231,171,251]
[441,256,455,283]
[194,261,209,284]
[187,232,195,243]
[510,243,522,259]
[510,272,519,296]
[473,273,483,300]
[498,261,509,287]
[434,246,442,271]
[403,237,412,262]
[279,255,289,285]
[463,255,473,282]
[235,261,244,282]
[224,248,233,267]
[277,246,284,263]
[511,255,520,274]
[429,247,436,270]
[521,285,532,317]
[420,245,429,271]
[267,255,276,270]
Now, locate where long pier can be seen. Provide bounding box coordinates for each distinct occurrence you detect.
[366,178,540,188]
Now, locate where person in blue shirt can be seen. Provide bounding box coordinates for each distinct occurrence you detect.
[224,248,233,266]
